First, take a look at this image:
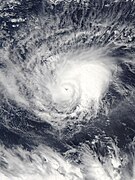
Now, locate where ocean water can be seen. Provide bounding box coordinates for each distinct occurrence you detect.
[0,0,135,179]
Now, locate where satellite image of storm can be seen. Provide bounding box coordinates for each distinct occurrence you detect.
[0,0,135,179]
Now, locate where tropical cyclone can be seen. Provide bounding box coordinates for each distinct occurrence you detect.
[47,50,114,112]
[21,48,116,125]
[0,0,135,180]
[0,46,116,126]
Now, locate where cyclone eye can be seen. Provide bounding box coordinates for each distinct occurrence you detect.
[64,87,68,91]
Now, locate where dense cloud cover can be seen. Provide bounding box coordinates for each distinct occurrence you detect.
[0,0,135,179]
